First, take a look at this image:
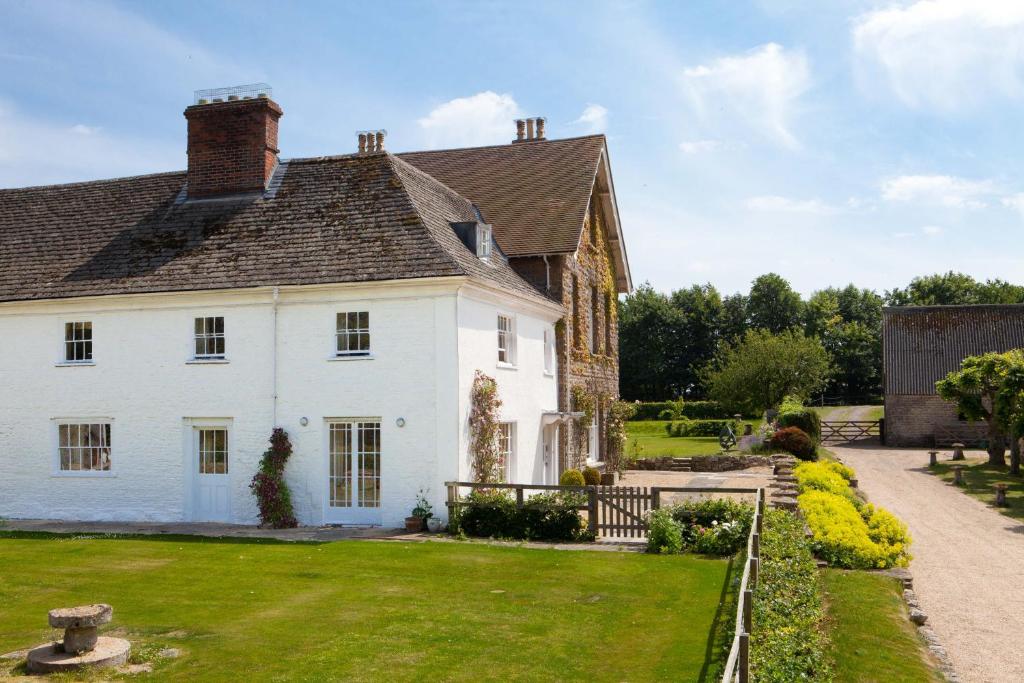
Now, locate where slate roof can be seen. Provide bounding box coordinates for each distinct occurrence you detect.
[0,152,551,304]
[883,304,1024,394]
[399,136,606,256]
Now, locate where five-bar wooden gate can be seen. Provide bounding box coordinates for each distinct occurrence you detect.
[820,420,880,443]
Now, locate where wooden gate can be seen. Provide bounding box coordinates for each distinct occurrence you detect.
[592,486,653,538]
[820,420,880,444]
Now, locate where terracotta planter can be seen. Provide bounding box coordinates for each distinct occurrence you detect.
[405,516,425,532]
[600,472,616,485]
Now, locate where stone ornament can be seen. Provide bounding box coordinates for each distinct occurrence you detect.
[26,603,130,674]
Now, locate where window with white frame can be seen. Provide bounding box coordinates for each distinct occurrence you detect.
[544,327,555,375]
[498,421,515,482]
[497,314,516,365]
[57,422,111,472]
[64,322,92,362]
[336,312,370,357]
[476,224,492,260]
[197,428,228,475]
[194,316,225,359]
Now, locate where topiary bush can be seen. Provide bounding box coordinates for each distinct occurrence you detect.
[582,466,601,486]
[249,428,298,529]
[559,469,585,487]
[770,426,817,460]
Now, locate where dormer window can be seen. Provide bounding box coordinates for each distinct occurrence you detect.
[476,223,492,260]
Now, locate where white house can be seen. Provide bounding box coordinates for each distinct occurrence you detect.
[0,87,571,527]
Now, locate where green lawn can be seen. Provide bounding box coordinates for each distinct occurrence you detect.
[626,420,762,458]
[930,457,1024,521]
[811,405,885,422]
[824,570,939,682]
[0,533,734,682]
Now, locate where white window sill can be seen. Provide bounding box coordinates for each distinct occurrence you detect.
[187,358,230,365]
[51,471,116,479]
[496,361,518,371]
[55,361,95,367]
[328,354,375,362]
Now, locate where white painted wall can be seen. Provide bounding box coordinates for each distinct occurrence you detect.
[0,278,562,527]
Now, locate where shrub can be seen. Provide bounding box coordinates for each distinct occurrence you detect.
[249,428,298,528]
[582,466,601,486]
[668,499,754,555]
[777,409,821,443]
[751,509,832,681]
[632,401,677,421]
[798,489,911,569]
[456,490,592,542]
[770,426,817,460]
[794,461,849,497]
[634,400,734,420]
[559,469,585,487]
[646,508,683,554]
[824,460,856,482]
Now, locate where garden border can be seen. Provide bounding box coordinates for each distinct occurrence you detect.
[720,488,765,683]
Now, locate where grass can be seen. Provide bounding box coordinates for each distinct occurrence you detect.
[811,405,885,422]
[0,532,735,682]
[930,457,1024,521]
[823,570,939,682]
[626,420,762,458]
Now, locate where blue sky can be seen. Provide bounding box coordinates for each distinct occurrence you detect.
[2,0,1022,296]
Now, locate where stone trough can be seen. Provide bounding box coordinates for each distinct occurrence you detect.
[26,603,130,674]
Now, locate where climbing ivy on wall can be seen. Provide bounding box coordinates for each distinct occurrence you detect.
[469,370,503,483]
[250,428,298,529]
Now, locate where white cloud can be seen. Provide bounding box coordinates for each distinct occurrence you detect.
[1002,193,1024,216]
[744,195,836,214]
[0,100,182,187]
[921,224,943,236]
[574,104,608,133]
[416,91,522,149]
[880,174,997,208]
[854,1,1024,111]
[681,43,811,147]
[679,139,722,154]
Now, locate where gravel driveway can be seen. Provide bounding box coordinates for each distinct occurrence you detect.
[833,445,1024,683]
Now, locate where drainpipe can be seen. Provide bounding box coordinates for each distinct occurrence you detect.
[272,286,280,426]
[542,255,551,293]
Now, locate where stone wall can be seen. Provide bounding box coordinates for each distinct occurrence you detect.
[885,393,987,446]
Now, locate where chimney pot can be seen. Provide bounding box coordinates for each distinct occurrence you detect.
[536,117,546,140]
[526,118,535,140]
[515,119,526,142]
[375,130,385,151]
[358,133,367,153]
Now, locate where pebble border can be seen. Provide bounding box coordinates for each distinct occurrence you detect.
[879,568,960,682]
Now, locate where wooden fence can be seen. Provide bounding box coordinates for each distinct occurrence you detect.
[720,487,766,683]
[444,481,761,539]
[820,420,880,443]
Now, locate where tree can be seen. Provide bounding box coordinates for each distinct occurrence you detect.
[669,284,725,398]
[747,273,803,333]
[618,284,681,400]
[704,329,831,416]
[992,353,1024,476]
[936,353,1012,466]
[805,285,883,402]
[886,272,1024,306]
[719,292,749,343]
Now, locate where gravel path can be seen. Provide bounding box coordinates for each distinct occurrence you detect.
[833,445,1024,683]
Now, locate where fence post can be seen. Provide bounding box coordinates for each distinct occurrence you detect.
[738,632,749,683]
[587,486,598,536]
[516,487,524,508]
[651,487,661,510]
[446,482,455,516]
[750,556,759,588]
[743,589,753,634]
[752,532,760,560]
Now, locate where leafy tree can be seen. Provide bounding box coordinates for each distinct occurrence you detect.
[805,286,883,401]
[618,284,680,400]
[704,329,830,416]
[936,353,1012,466]
[747,273,803,333]
[719,292,749,342]
[886,272,1024,306]
[669,284,725,398]
[992,353,1024,476]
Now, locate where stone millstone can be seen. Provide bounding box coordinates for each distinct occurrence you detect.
[48,604,112,629]
[26,637,130,674]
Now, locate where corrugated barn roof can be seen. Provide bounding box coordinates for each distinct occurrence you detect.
[883,304,1024,395]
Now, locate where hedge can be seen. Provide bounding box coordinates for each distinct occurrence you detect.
[632,400,734,421]
[664,419,741,438]
[777,408,821,442]
[454,490,593,542]
[751,509,833,682]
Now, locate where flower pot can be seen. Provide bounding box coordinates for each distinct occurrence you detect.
[600,472,616,485]
[426,517,443,533]
[405,516,425,532]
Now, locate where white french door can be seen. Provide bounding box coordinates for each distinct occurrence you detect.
[325,420,382,525]
[192,426,231,522]
[543,424,560,484]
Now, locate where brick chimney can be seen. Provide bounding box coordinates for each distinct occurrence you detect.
[513,117,546,143]
[184,93,283,198]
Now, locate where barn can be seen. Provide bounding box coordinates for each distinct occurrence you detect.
[883,304,1024,447]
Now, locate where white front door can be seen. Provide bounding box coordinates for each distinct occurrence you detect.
[193,427,231,522]
[325,420,381,525]
[543,424,559,484]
